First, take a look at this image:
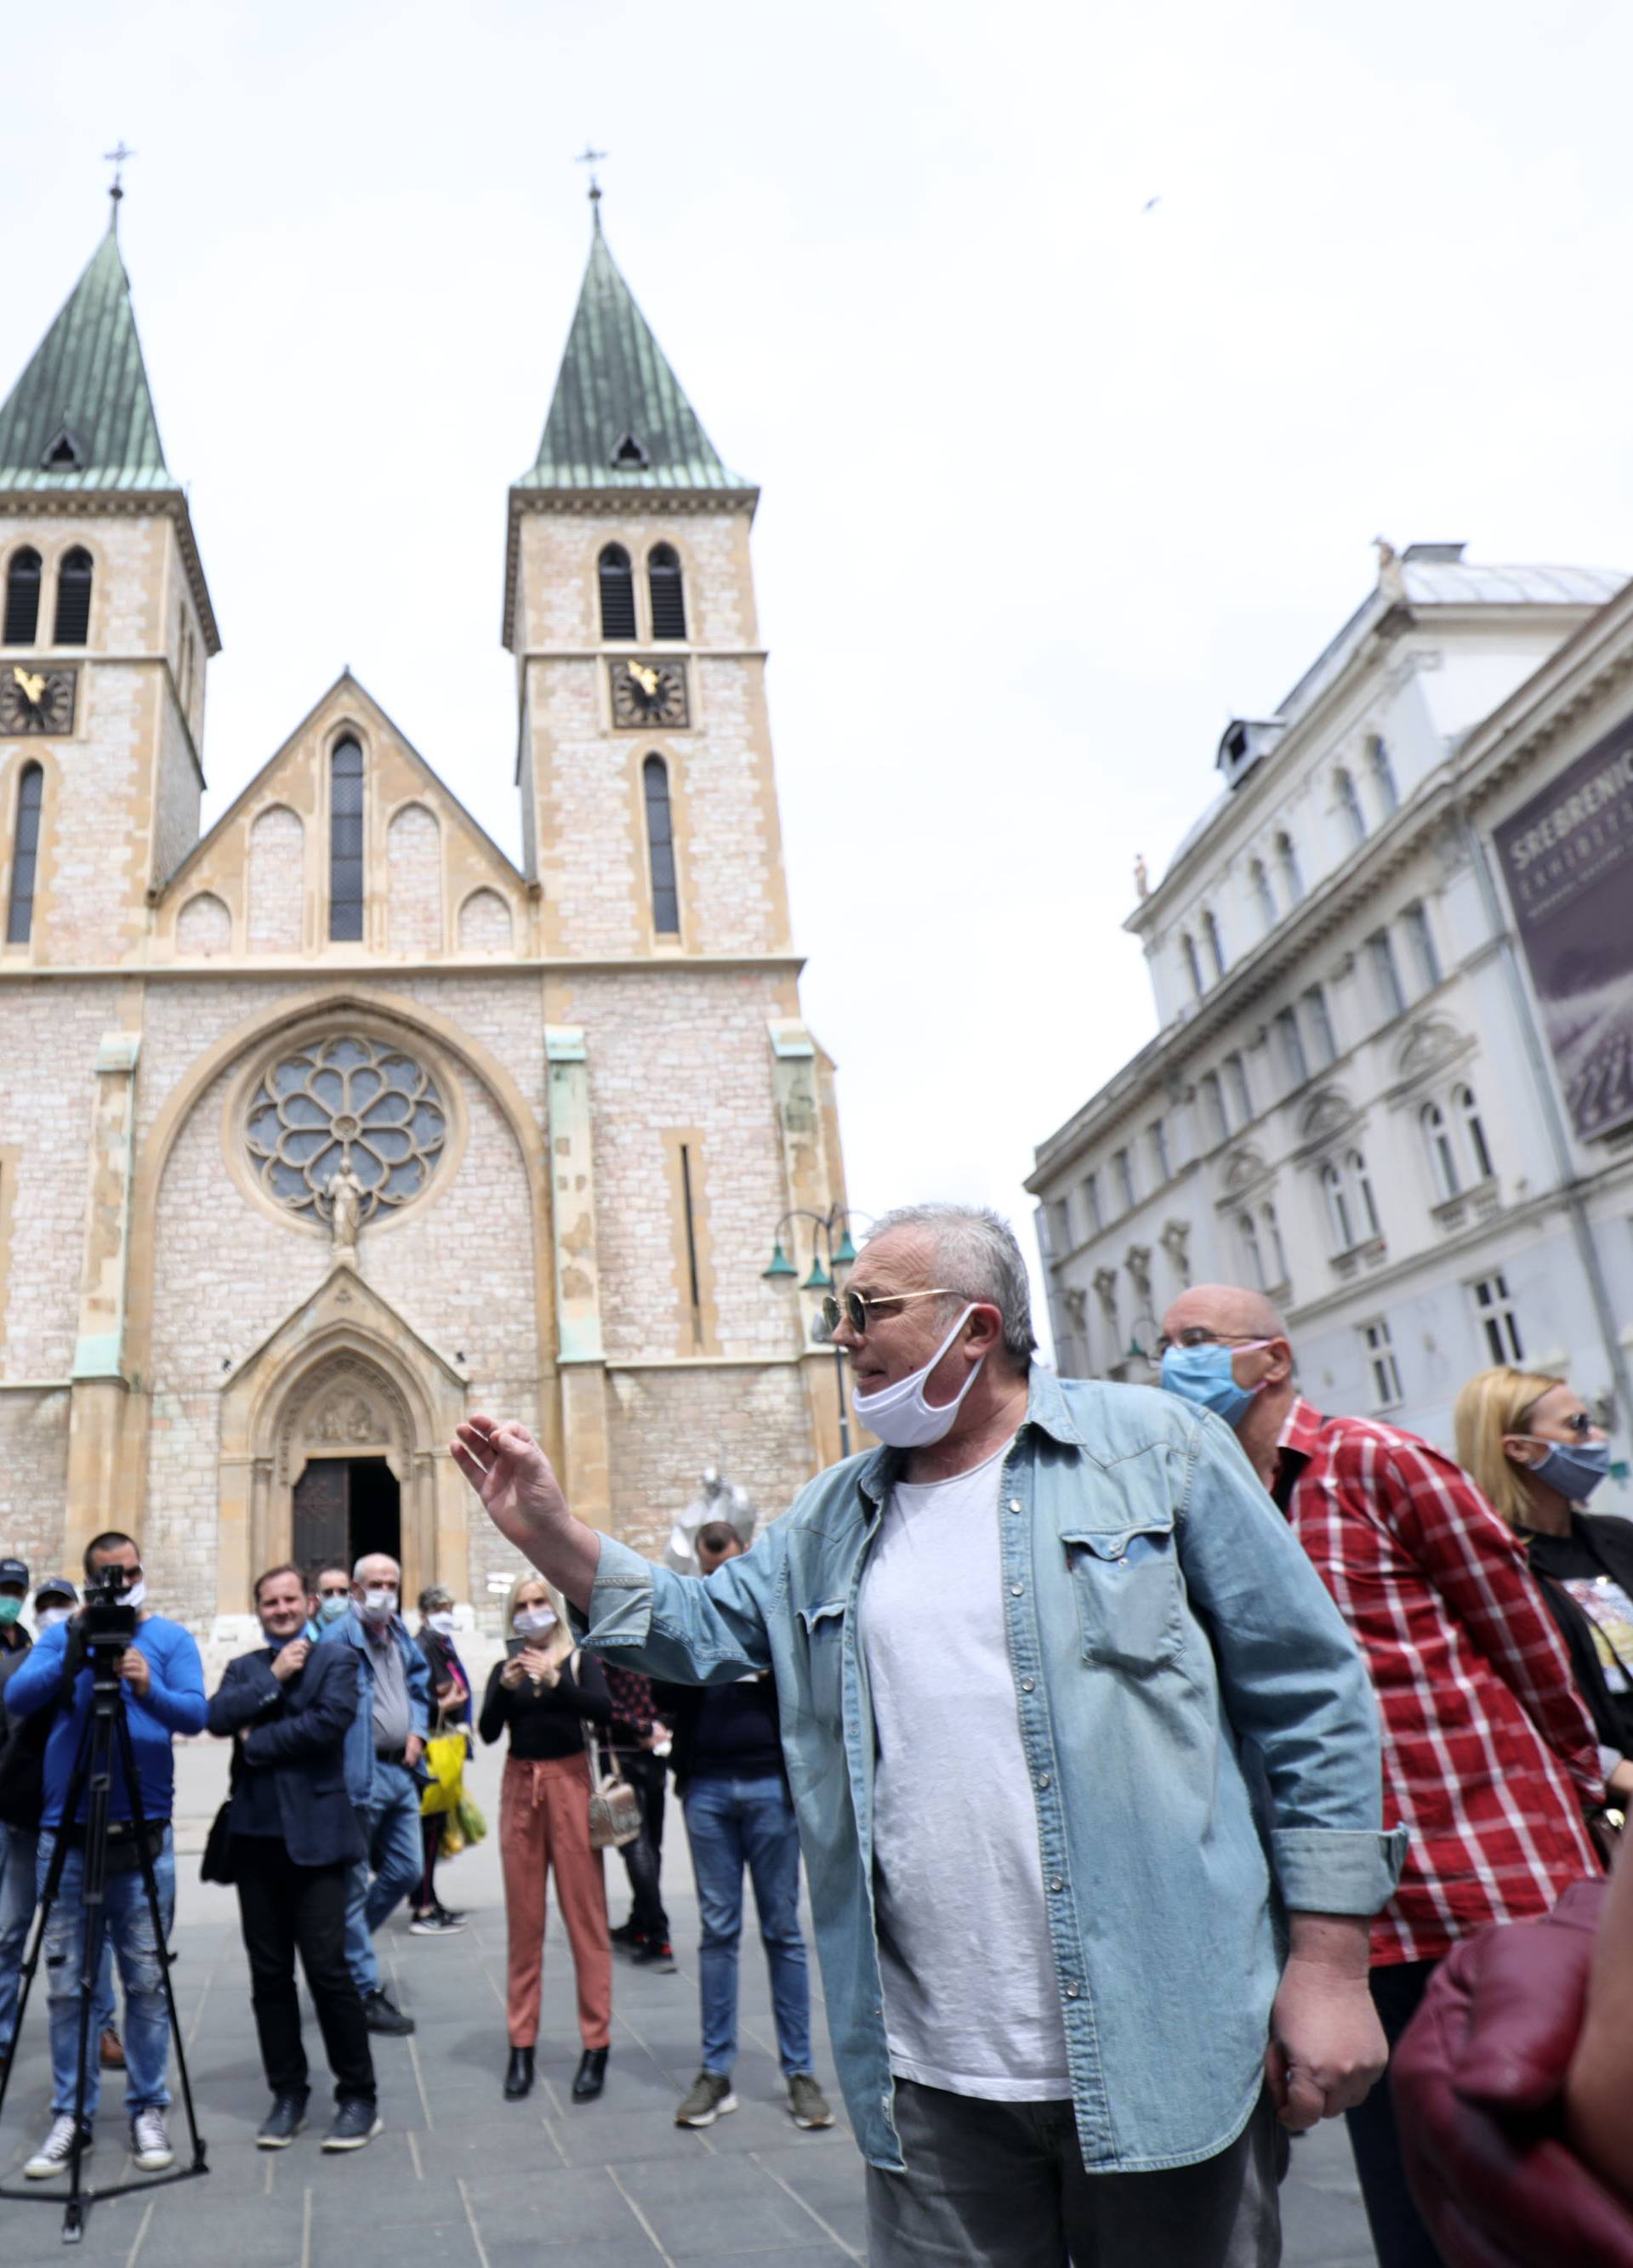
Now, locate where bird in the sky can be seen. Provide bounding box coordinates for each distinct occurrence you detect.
[1142,196,1162,213]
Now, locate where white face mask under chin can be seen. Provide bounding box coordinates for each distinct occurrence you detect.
[851,1305,986,1450]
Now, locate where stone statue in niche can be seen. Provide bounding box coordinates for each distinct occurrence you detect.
[665,1465,758,1577]
[320,1162,367,1259]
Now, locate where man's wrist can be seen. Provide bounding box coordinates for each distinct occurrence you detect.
[1284,1911,1373,1981]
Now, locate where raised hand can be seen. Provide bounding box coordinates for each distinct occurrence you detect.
[450,1414,601,1610]
[270,1637,311,1684]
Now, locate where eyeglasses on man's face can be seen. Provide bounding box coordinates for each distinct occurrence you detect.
[1150,1327,1267,1361]
[821,1287,966,1338]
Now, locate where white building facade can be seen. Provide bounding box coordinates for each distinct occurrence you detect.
[1028,543,1633,1503]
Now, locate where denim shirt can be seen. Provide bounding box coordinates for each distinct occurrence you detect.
[316,1609,432,1805]
[578,1368,1404,2174]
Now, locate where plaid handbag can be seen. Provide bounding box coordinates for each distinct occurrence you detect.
[583,1725,642,1850]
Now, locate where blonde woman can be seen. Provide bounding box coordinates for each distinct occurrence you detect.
[1455,1365,1633,1819]
[478,1574,613,2104]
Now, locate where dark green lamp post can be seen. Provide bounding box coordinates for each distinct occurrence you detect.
[764,1204,873,1458]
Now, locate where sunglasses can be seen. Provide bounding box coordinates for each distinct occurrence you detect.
[821,1287,966,1337]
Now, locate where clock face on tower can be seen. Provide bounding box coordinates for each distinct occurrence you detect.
[609,657,689,730]
[0,662,76,736]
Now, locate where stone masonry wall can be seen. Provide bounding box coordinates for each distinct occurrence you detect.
[387,802,443,955]
[0,1390,71,1561]
[606,1364,816,1554]
[248,806,305,952]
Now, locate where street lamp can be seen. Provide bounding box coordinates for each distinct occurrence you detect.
[764,1205,872,1459]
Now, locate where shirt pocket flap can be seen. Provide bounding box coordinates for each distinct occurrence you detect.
[1060,1524,1182,1672]
[1060,1522,1174,1564]
[795,1599,847,1634]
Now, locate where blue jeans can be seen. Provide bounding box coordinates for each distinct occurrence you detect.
[0,1827,117,2058]
[37,1826,174,2120]
[344,1759,424,1997]
[683,1771,812,2079]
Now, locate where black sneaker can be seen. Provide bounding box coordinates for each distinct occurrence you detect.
[257,2092,308,2149]
[609,1921,645,1949]
[361,1988,415,2036]
[629,1938,675,1971]
[321,2099,382,2152]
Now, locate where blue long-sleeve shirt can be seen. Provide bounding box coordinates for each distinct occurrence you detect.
[6,1614,207,1827]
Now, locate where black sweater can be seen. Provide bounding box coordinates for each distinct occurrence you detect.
[1524,1510,1633,1763]
[479,1651,611,1760]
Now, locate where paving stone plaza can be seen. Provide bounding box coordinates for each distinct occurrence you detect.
[0,1740,1380,2268]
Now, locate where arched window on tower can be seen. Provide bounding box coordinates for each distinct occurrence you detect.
[1422,1101,1460,1202]
[3,548,41,645]
[54,548,93,645]
[643,754,680,935]
[598,544,636,640]
[6,762,43,944]
[1456,1084,1494,1180]
[647,544,686,640]
[329,738,365,941]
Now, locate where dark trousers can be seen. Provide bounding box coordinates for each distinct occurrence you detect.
[868,2078,1283,2266]
[615,1748,669,1940]
[1345,1958,1445,2268]
[418,1815,441,1913]
[233,1837,376,2106]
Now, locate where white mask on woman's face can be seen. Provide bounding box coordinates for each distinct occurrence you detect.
[513,1606,557,1637]
[426,1611,457,1638]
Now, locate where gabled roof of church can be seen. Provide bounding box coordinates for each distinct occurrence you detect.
[515,214,749,495]
[0,208,172,493]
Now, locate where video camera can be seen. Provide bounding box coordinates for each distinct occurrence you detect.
[80,1564,138,1678]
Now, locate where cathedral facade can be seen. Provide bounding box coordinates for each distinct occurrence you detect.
[0,196,853,1629]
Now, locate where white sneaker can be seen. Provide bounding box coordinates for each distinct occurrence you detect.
[25,2115,93,2179]
[129,2106,174,2171]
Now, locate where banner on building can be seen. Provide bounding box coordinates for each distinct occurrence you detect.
[1493,713,1633,1142]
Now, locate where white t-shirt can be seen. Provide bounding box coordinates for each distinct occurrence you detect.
[862,1437,1071,2101]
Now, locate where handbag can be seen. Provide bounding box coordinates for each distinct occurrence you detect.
[200,1800,236,1884]
[584,1725,641,1851]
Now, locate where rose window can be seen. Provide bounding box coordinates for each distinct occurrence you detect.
[246,1036,447,1223]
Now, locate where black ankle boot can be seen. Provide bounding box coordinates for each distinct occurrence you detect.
[504,2046,534,2100]
[572,2046,607,2102]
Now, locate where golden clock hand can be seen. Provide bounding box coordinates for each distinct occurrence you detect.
[13,666,46,707]
[626,662,660,699]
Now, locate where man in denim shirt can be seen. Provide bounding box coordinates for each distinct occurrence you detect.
[455,1204,1403,2267]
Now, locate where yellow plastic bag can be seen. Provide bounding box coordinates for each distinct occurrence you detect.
[419,1732,466,1817]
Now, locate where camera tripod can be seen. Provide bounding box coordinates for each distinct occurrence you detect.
[0,1634,208,2242]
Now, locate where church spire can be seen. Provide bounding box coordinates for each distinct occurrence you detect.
[0,216,170,492]
[516,219,747,495]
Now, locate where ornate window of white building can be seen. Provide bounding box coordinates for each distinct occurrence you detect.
[1335,767,1367,849]
[1273,1006,1308,1088]
[1223,1053,1252,1125]
[1203,910,1226,980]
[1402,900,1442,992]
[1368,735,1400,815]
[1422,1100,1460,1201]
[1238,1212,1266,1289]
[1302,984,1338,1068]
[1471,1271,1523,1364]
[1249,858,1277,932]
[1261,1201,1289,1287]
[1148,1117,1172,1182]
[1112,1147,1135,1212]
[1321,1150,1381,1254]
[1198,1071,1228,1147]
[1181,931,1204,999]
[1359,1319,1403,1410]
[1274,831,1305,907]
[1081,1171,1103,1233]
[1367,929,1407,1021]
[1457,1084,1494,1180]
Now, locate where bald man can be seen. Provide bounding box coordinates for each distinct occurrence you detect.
[1156,1285,1603,2268]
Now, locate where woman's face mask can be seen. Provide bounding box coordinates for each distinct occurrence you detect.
[1513,1435,1613,1505]
[513,1605,557,1637]
[426,1611,457,1638]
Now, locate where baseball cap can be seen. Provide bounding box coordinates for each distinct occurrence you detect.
[0,1558,28,1590]
[33,1575,77,1605]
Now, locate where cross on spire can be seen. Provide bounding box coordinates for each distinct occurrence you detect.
[104,140,135,226]
[575,144,608,224]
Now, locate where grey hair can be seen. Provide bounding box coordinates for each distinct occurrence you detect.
[352,1553,401,1582]
[863,1203,1037,1368]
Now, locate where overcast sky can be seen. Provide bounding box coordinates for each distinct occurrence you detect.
[5,0,1633,1339]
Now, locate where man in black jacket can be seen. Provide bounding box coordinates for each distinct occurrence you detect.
[208,1563,378,2152]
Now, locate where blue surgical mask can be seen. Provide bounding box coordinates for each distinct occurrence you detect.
[1159,1340,1270,1428]
[1522,1437,1612,1504]
[316,1594,350,1625]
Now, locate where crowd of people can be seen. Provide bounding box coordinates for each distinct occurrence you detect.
[3,1197,1631,2264]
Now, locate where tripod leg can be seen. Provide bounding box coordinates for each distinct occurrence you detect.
[64,1693,117,2244]
[114,1700,207,2171]
[0,1795,87,2123]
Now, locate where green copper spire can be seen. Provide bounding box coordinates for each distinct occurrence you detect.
[517,219,748,493]
[0,208,172,493]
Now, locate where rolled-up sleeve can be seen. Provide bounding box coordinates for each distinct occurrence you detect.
[572,1531,780,1685]
[1176,1408,1407,1918]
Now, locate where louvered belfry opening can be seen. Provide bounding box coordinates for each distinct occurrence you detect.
[599,543,636,639]
[3,549,41,645]
[7,762,43,944]
[643,753,680,935]
[329,738,365,941]
[53,548,93,645]
[648,543,686,640]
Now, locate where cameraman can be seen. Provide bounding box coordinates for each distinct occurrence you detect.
[5,1532,205,2180]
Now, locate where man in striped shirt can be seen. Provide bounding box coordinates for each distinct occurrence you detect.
[1157,1283,1602,2268]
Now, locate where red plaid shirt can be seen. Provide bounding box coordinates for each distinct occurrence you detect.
[602,1663,657,1751]
[1277,1396,1601,1966]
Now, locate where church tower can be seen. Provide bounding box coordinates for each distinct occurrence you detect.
[0,193,217,967]
[504,202,851,1518]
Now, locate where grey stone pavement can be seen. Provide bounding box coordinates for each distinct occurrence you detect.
[0,1740,1378,2266]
